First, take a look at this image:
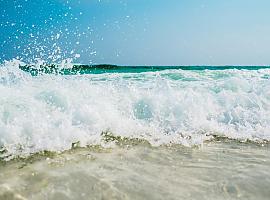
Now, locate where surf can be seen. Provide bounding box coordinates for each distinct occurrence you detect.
[0,60,270,159]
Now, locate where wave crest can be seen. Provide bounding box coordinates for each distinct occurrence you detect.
[0,60,270,158]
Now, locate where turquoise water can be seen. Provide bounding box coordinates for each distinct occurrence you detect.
[0,60,270,159]
[19,64,270,75]
[1,61,270,199]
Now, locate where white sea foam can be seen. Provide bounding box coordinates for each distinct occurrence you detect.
[0,60,270,157]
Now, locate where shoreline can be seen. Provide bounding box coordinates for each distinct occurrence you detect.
[1,140,270,200]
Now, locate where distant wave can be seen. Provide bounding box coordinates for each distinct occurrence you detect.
[18,63,270,76]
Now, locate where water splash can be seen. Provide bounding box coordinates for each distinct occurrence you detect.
[0,61,270,158]
[0,0,95,64]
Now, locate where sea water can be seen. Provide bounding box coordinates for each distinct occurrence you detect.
[0,61,270,199]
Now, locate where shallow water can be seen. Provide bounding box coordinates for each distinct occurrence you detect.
[0,140,269,200]
[0,62,270,199]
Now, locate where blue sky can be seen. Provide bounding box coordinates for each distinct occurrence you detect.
[0,0,270,65]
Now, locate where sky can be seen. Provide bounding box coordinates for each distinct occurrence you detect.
[0,0,270,65]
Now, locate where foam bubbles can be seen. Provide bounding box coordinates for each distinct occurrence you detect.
[0,61,270,157]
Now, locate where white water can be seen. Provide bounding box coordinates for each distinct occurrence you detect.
[0,60,270,157]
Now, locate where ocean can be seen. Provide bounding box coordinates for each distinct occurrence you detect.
[0,60,270,199]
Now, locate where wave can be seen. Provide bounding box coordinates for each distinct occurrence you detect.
[18,63,270,76]
[0,60,270,159]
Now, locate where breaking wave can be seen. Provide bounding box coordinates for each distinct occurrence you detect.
[0,60,270,158]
